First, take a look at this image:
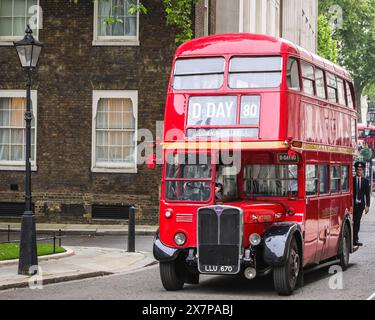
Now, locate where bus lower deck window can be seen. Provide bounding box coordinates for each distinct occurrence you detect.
[244,164,298,197]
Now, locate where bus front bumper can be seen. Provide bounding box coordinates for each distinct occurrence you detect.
[153,233,258,272]
[153,231,180,262]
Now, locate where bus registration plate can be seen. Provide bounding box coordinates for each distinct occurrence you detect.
[202,265,235,274]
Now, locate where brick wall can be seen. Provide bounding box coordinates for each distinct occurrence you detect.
[0,0,178,224]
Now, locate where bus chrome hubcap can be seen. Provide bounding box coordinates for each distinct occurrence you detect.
[343,234,349,263]
[290,250,299,281]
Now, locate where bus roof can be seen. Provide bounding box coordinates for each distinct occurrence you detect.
[175,33,352,81]
[358,123,367,129]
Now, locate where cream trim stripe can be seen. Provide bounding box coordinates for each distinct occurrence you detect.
[163,141,287,150]
[162,141,356,155]
[293,142,356,155]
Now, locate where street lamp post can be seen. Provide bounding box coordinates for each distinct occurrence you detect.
[14,25,43,275]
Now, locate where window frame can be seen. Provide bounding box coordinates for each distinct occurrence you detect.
[0,89,37,171]
[305,164,318,196]
[0,0,40,46]
[286,57,301,91]
[341,165,350,192]
[228,55,283,89]
[326,72,338,104]
[243,164,298,198]
[315,68,327,100]
[345,81,354,109]
[336,77,347,106]
[93,0,140,46]
[92,90,138,173]
[164,152,213,203]
[318,164,329,195]
[173,57,226,91]
[330,165,341,194]
[301,61,316,96]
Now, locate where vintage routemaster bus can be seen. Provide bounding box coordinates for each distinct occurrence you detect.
[153,33,358,295]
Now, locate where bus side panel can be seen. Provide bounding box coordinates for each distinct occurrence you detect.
[327,191,352,260]
[163,94,188,142]
[315,196,331,263]
[286,92,304,142]
[304,198,319,266]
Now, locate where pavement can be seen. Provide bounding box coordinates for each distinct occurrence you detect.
[0,222,158,236]
[0,222,158,291]
[0,246,156,291]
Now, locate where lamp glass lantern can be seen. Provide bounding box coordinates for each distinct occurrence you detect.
[14,25,42,69]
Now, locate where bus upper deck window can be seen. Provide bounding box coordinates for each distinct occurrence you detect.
[228,56,282,89]
[286,58,301,91]
[327,72,338,103]
[173,57,225,90]
[346,81,354,108]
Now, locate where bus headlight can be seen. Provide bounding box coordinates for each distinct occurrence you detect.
[249,233,261,246]
[174,232,186,246]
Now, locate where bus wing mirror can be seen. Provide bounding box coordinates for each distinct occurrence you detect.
[147,154,156,169]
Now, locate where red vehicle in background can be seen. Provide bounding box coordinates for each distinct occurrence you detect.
[153,33,358,295]
[357,123,367,146]
[367,125,375,150]
[357,123,375,149]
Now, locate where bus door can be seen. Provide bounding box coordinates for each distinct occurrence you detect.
[324,166,342,260]
[304,164,320,265]
[326,165,350,259]
[316,164,331,262]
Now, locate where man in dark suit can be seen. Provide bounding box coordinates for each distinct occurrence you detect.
[353,161,370,246]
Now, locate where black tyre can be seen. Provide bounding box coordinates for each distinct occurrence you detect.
[159,260,185,291]
[339,224,350,271]
[273,238,300,296]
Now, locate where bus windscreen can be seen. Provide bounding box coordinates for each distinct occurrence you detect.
[165,153,212,202]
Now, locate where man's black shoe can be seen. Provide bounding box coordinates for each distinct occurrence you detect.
[354,242,363,246]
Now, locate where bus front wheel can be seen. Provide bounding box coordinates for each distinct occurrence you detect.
[273,238,300,296]
[159,260,185,291]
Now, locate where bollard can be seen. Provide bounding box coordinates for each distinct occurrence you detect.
[53,231,56,253]
[127,206,136,252]
[8,225,10,243]
[58,229,62,247]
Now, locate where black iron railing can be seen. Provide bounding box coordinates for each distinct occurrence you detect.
[0,226,65,254]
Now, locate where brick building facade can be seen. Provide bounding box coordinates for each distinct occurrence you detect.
[0,0,178,224]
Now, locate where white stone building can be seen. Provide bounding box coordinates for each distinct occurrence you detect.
[196,0,318,53]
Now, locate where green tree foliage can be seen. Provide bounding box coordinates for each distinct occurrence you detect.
[70,0,197,45]
[364,83,375,101]
[317,15,338,63]
[162,0,198,44]
[319,0,375,110]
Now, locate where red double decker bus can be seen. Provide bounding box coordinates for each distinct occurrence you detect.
[153,33,358,295]
[357,123,369,148]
